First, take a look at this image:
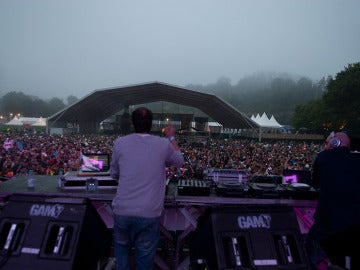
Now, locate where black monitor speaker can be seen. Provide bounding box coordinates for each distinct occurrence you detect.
[0,194,112,270]
[189,204,309,270]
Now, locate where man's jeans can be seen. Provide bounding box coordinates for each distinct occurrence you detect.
[113,214,161,270]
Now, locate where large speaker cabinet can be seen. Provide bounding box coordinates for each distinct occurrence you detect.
[189,204,309,270]
[0,194,112,270]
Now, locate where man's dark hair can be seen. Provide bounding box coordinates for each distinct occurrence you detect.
[131,107,153,133]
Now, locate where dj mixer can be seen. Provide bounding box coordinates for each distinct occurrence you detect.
[177,179,211,196]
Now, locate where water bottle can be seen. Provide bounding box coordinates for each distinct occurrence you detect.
[27,169,35,188]
[58,169,64,188]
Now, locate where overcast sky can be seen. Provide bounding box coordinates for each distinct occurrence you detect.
[0,0,359,100]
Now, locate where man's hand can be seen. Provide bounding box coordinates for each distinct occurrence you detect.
[164,123,175,138]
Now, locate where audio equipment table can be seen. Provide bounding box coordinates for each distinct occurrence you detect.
[1,175,316,269]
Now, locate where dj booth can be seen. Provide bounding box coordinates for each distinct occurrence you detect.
[0,171,317,269]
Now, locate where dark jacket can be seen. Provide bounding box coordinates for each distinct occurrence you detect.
[312,147,360,239]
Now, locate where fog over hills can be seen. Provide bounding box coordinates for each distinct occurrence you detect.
[1,1,359,100]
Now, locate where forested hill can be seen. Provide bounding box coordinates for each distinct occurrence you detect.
[186,72,327,125]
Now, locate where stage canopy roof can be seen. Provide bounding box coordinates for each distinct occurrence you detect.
[47,82,259,133]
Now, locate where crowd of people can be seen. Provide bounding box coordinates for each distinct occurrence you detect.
[0,128,323,180]
[3,124,359,269]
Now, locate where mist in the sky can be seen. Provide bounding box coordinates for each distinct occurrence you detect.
[0,0,359,100]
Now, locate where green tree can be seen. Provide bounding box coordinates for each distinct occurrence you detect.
[323,63,360,136]
[0,91,32,116]
[292,99,329,133]
[27,98,48,117]
[0,91,66,118]
[293,62,360,136]
[47,97,66,114]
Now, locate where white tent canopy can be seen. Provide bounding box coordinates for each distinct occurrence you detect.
[5,117,46,127]
[31,117,46,127]
[250,112,282,128]
[5,117,23,126]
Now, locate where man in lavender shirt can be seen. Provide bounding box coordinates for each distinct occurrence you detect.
[110,107,184,270]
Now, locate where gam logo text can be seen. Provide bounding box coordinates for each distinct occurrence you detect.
[237,214,271,229]
[29,204,65,218]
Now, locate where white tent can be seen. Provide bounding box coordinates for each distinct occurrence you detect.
[254,113,261,122]
[31,117,46,127]
[18,117,39,125]
[251,112,282,142]
[268,115,282,128]
[250,112,282,128]
[5,117,23,126]
[258,112,271,127]
[5,117,47,127]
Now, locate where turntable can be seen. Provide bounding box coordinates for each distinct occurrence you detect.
[281,183,318,200]
[203,168,250,183]
[216,181,251,197]
[290,183,311,190]
[248,175,286,198]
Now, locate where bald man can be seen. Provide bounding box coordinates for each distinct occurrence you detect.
[305,132,360,269]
